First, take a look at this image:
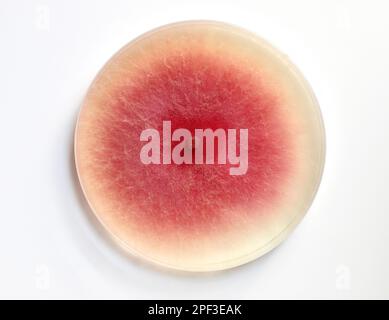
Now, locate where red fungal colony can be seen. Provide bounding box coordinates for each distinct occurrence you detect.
[89,50,294,236]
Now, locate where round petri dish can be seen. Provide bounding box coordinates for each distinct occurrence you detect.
[75,21,325,272]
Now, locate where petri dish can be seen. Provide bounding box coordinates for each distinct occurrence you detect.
[75,21,325,272]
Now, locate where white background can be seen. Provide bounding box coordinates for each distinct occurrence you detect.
[0,0,388,299]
